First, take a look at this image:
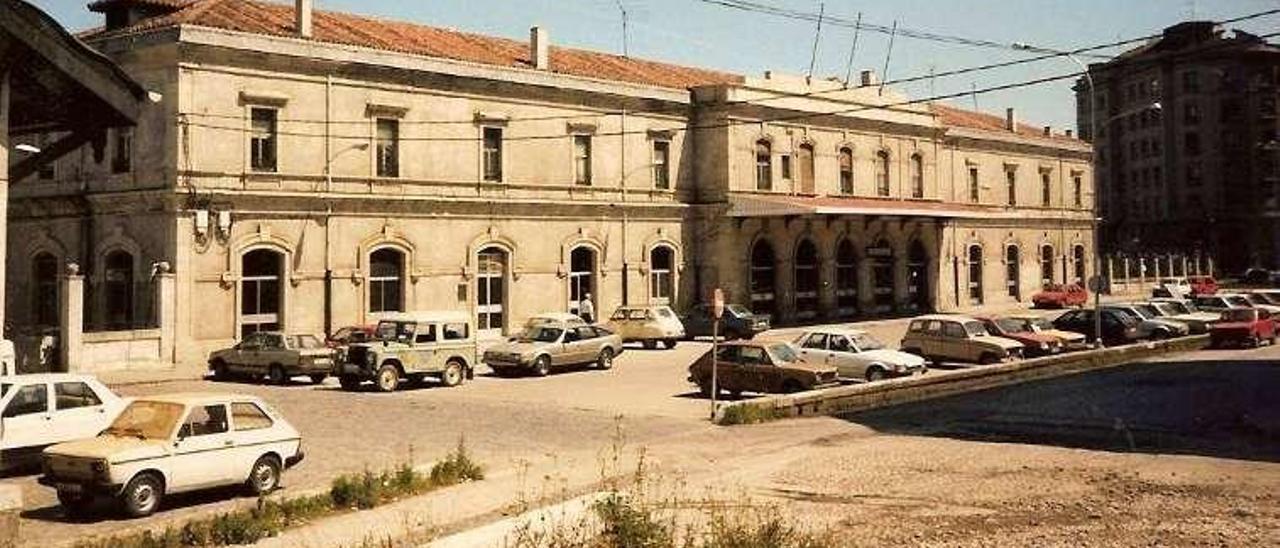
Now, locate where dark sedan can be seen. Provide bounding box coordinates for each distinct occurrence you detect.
[1051,308,1141,346]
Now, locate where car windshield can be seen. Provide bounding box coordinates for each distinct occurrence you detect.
[1152,303,1180,316]
[520,326,563,343]
[1243,294,1268,305]
[725,304,751,316]
[849,333,885,351]
[292,334,325,349]
[609,309,629,321]
[1027,318,1055,331]
[331,327,352,340]
[105,401,185,440]
[1222,309,1257,322]
[1227,296,1253,307]
[995,318,1025,333]
[964,321,989,337]
[1258,293,1280,305]
[768,343,800,363]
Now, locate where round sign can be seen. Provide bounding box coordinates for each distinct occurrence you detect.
[1087,275,1107,293]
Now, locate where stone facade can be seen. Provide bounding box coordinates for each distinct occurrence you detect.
[6,1,1094,368]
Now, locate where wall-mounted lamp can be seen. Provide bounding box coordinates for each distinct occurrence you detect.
[14,144,41,154]
[195,210,210,236]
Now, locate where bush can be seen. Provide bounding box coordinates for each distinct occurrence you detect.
[592,493,671,548]
[430,437,486,486]
[719,404,786,425]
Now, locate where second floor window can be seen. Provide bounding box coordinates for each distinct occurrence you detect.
[755,140,772,190]
[838,147,853,194]
[1184,132,1201,156]
[375,119,399,178]
[482,127,503,182]
[909,154,924,198]
[968,167,979,203]
[1041,171,1052,207]
[1073,173,1083,207]
[112,128,132,174]
[652,140,670,189]
[779,154,792,181]
[573,135,592,185]
[1005,169,1017,207]
[250,108,277,173]
[875,150,890,197]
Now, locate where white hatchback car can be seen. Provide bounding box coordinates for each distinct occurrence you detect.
[40,393,304,517]
[0,374,125,471]
[794,328,927,382]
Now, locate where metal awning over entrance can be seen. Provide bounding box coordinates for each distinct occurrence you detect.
[726,194,1064,221]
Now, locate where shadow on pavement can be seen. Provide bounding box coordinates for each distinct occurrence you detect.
[839,358,1280,463]
[21,485,255,524]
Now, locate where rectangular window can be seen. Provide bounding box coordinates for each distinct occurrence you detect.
[838,149,853,195]
[375,118,399,178]
[1184,102,1200,125]
[1005,169,1017,207]
[180,405,229,438]
[1184,132,1201,156]
[250,108,278,173]
[779,154,792,180]
[55,382,102,410]
[652,140,670,189]
[755,141,772,190]
[443,322,469,340]
[968,167,980,203]
[1182,71,1199,93]
[482,127,503,182]
[573,135,592,185]
[1041,172,1052,207]
[1072,173,1083,207]
[3,384,47,417]
[1187,162,1203,186]
[231,402,274,431]
[111,128,132,174]
[37,135,54,179]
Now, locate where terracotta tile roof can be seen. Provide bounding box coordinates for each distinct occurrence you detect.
[82,0,743,90]
[88,0,194,11]
[929,102,1080,143]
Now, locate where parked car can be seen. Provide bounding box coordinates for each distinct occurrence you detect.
[681,303,770,340]
[1144,301,1216,334]
[1051,308,1141,346]
[1103,304,1191,340]
[524,312,589,329]
[793,328,926,381]
[1235,292,1280,315]
[40,393,304,518]
[1187,275,1218,296]
[326,325,377,348]
[336,311,478,392]
[483,320,624,377]
[1248,289,1280,306]
[1192,294,1253,314]
[1151,278,1193,299]
[900,314,1025,365]
[605,305,685,349]
[1242,267,1272,285]
[0,374,125,471]
[998,315,1089,350]
[208,333,334,385]
[1209,308,1277,348]
[974,316,1063,357]
[687,340,837,396]
[1032,284,1088,309]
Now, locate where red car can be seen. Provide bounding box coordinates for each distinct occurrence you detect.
[327,325,377,348]
[975,316,1064,357]
[1032,284,1088,309]
[1209,308,1277,348]
[1188,276,1218,296]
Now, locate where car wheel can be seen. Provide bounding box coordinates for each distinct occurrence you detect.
[210,359,229,381]
[663,339,677,349]
[309,374,327,385]
[533,355,551,377]
[596,348,615,370]
[247,455,282,495]
[338,375,361,391]
[267,364,287,385]
[979,353,1000,365]
[642,340,658,350]
[374,364,400,392]
[441,360,465,387]
[58,490,93,517]
[781,380,804,394]
[1250,336,1261,348]
[865,367,887,382]
[120,473,163,518]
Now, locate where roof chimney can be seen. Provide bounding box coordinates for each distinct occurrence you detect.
[859,70,878,87]
[1065,129,1074,138]
[1043,126,1052,136]
[530,26,550,70]
[1005,108,1017,131]
[296,0,313,38]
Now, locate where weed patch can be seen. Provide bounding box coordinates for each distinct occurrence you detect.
[718,404,786,425]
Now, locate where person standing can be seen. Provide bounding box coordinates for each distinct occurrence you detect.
[579,293,596,324]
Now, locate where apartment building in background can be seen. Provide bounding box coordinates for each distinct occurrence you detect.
[8,0,1093,367]
[1079,21,1280,273]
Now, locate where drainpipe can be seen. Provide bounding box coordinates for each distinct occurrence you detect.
[323,75,333,336]
[620,105,629,305]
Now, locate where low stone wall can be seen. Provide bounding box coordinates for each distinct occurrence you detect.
[714,335,1210,425]
[79,329,167,372]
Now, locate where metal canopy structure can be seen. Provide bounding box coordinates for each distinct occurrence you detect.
[2,0,148,180]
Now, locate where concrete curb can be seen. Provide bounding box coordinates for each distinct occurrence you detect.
[715,335,1210,424]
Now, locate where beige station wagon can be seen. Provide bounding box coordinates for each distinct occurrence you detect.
[483,318,624,377]
[336,311,478,392]
[900,314,1025,365]
[605,305,686,349]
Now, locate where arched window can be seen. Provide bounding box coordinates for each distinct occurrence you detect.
[910,154,924,199]
[33,253,59,327]
[569,247,597,318]
[868,238,894,313]
[838,147,854,195]
[103,250,135,329]
[797,143,815,194]
[1005,245,1021,300]
[477,247,508,334]
[875,150,891,197]
[650,245,675,304]
[1040,245,1055,287]
[749,240,776,317]
[794,239,819,319]
[907,240,929,312]
[835,239,857,316]
[968,245,984,305]
[1073,245,1087,285]
[369,248,404,313]
[755,140,772,191]
[241,248,284,338]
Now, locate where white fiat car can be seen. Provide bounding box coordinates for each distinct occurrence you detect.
[40,393,304,518]
[0,374,125,471]
[794,328,927,382]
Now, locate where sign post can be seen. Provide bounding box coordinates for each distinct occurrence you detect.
[710,288,724,421]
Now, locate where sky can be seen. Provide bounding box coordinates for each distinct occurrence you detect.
[29,0,1280,130]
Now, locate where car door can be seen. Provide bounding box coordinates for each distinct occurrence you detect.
[228,401,281,477]
[51,380,114,442]
[709,345,741,391]
[0,382,55,451]
[737,345,773,392]
[795,332,831,366]
[258,334,291,372]
[232,333,264,374]
[828,335,868,378]
[572,326,602,363]
[171,403,236,491]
